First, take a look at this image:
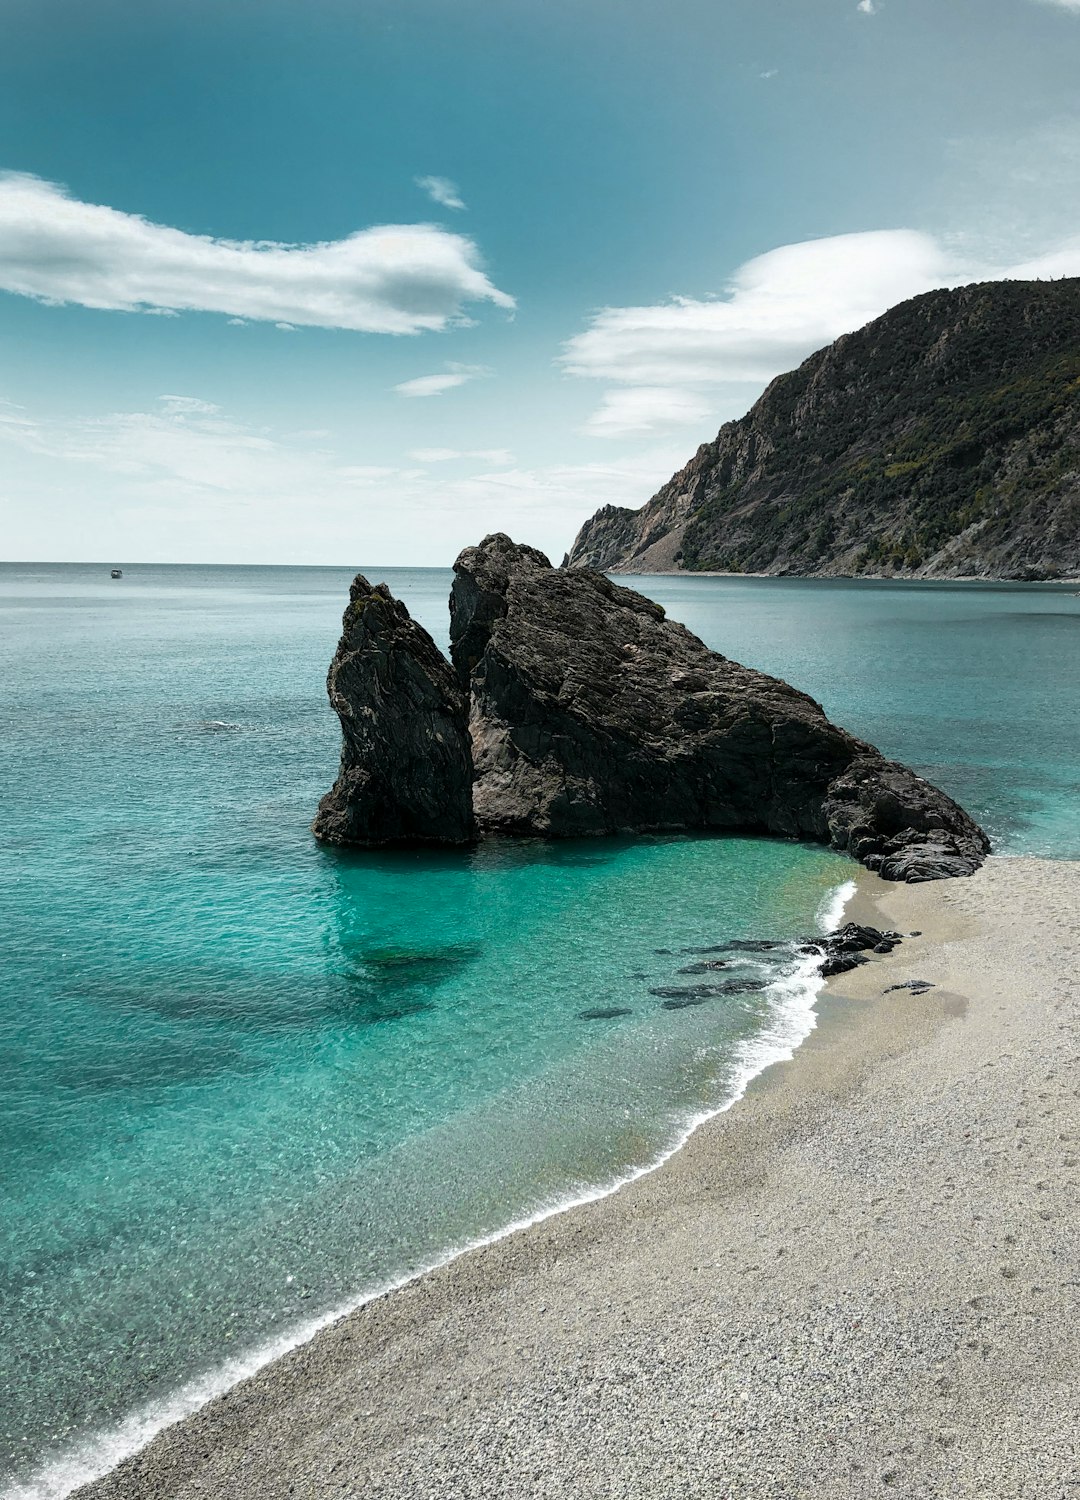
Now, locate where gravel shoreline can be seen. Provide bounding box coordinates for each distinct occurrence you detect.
[74,855,1080,1499]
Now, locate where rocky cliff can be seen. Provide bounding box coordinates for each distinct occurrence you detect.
[312,576,474,846]
[566,278,1080,579]
[316,536,990,881]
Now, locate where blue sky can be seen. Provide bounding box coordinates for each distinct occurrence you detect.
[2,0,1080,564]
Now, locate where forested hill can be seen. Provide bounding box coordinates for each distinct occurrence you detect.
[565,278,1080,580]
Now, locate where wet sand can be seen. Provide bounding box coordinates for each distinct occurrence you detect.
[78,855,1080,1499]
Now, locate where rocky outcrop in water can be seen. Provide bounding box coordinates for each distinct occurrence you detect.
[312,576,474,847]
[316,536,990,881]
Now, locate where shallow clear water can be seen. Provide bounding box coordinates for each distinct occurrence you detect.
[1,564,1076,1494]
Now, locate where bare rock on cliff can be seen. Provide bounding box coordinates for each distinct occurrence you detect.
[451,535,989,879]
[312,575,474,847]
[566,278,1080,580]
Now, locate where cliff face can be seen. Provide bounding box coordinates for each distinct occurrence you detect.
[566,278,1080,579]
[316,535,990,881]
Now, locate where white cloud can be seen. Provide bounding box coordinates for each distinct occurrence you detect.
[409,447,514,464]
[562,227,1080,435]
[0,393,683,564]
[0,172,512,333]
[415,175,466,211]
[857,1,877,14]
[583,387,715,438]
[393,362,491,397]
[158,395,221,417]
[759,69,779,79]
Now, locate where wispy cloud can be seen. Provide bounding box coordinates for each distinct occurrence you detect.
[1030,0,1080,9]
[857,0,877,13]
[409,447,514,464]
[583,387,715,439]
[415,175,466,211]
[759,69,779,79]
[562,227,1080,435]
[0,394,682,563]
[0,172,512,333]
[393,363,491,397]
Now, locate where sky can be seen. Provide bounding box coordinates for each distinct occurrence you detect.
[2,0,1080,565]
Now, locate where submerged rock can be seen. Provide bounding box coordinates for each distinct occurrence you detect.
[312,576,474,847]
[449,535,989,879]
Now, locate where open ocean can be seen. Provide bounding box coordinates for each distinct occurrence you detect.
[2,564,1077,1498]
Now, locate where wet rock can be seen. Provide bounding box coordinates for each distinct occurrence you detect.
[578,1006,633,1020]
[884,980,936,995]
[649,979,764,1000]
[720,939,786,953]
[677,960,732,974]
[820,953,871,977]
[815,923,903,977]
[313,577,475,847]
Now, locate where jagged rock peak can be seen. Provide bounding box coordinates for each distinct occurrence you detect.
[312,574,474,847]
[449,533,551,686]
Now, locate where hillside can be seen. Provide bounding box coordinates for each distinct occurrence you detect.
[565,279,1080,579]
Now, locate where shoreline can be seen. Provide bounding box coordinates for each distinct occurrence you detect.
[614,568,1080,584]
[63,856,1080,1497]
[13,880,852,1500]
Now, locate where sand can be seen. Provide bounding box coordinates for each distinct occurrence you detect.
[76,855,1080,1500]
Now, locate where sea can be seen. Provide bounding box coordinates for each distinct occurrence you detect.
[1,564,1077,1498]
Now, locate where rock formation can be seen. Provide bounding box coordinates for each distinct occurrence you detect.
[316,536,990,881]
[312,576,474,846]
[566,278,1080,579]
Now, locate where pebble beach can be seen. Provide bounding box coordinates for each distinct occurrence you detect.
[72,854,1080,1499]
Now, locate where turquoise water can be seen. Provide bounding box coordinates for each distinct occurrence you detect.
[1,565,1076,1496]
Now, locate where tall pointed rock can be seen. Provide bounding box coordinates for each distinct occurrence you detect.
[313,576,474,847]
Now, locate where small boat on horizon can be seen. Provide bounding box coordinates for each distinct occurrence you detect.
[111,568,123,578]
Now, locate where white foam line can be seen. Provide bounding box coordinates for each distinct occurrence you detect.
[8,877,858,1500]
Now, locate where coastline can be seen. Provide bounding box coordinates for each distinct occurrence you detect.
[67,855,1080,1498]
[613,568,1080,583]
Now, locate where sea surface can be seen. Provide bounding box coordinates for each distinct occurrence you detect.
[1,564,1077,1498]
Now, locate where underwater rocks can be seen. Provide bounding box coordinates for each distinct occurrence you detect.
[312,576,474,847]
[316,534,990,881]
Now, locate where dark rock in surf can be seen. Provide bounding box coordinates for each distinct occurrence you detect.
[312,576,474,847]
[649,979,764,1000]
[448,534,989,880]
[721,939,786,952]
[819,953,870,977]
[578,1006,633,1020]
[815,922,903,976]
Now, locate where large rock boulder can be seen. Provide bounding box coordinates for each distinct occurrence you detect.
[312,576,474,847]
[449,535,989,879]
